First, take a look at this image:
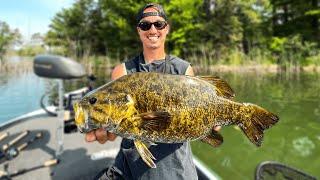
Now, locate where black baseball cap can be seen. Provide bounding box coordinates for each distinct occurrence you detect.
[136,3,167,23]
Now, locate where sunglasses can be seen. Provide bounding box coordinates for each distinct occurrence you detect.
[137,21,167,31]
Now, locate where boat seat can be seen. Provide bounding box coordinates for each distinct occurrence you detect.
[34,55,86,79]
[255,161,316,180]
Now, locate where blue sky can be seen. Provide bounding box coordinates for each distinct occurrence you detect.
[0,0,75,40]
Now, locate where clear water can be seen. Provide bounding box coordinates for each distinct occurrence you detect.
[0,58,319,179]
[0,69,47,123]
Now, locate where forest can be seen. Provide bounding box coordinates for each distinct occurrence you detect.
[1,0,320,68]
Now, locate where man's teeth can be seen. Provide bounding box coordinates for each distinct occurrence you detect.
[148,36,159,41]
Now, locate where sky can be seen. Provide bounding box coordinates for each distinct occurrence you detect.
[0,0,75,40]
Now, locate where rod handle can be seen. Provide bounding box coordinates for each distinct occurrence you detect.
[44,159,59,167]
[0,132,9,141]
[3,130,29,151]
[17,132,42,151]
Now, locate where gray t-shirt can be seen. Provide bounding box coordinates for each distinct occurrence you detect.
[112,53,197,180]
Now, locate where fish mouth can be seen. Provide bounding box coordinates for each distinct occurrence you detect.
[78,117,100,133]
[74,102,100,133]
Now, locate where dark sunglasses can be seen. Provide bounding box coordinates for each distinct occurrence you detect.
[137,21,167,31]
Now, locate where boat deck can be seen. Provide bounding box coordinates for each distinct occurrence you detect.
[0,114,121,180]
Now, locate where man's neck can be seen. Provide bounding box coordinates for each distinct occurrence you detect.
[143,48,166,63]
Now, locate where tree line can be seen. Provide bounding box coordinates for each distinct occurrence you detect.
[1,0,319,66]
[0,21,21,61]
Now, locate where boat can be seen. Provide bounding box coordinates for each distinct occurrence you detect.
[0,55,220,180]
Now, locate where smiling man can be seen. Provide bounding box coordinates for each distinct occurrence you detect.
[88,3,198,180]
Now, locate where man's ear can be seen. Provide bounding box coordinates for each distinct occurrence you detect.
[137,27,140,33]
[166,24,170,34]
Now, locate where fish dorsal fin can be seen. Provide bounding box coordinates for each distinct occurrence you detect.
[139,111,171,132]
[198,76,235,99]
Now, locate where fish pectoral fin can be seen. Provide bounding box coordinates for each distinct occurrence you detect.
[197,76,235,99]
[139,111,171,131]
[201,129,224,147]
[134,140,157,168]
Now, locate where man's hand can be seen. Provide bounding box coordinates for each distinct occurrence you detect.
[85,128,117,144]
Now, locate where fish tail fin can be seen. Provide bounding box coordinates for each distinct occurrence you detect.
[238,103,279,146]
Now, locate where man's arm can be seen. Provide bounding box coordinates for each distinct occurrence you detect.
[85,63,127,144]
[185,65,195,76]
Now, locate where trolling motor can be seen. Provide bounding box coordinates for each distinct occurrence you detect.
[33,54,86,158]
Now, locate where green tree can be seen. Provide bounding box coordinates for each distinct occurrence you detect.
[271,0,320,45]
[46,0,97,57]
[0,21,21,60]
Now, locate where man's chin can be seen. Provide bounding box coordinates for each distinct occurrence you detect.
[145,43,161,49]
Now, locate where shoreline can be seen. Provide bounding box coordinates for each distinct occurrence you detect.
[193,64,320,74]
[1,57,320,75]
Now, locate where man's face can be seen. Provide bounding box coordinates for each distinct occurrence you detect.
[137,8,169,50]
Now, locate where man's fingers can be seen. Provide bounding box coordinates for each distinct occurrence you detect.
[95,128,108,144]
[107,132,117,141]
[85,129,116,144]
[85,131,96,142]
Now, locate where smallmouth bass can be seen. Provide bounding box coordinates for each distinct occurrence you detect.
[74,72,279,168]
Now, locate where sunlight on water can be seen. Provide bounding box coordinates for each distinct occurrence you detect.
[292,137,315,157]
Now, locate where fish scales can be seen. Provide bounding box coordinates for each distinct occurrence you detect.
[106,73,224,142]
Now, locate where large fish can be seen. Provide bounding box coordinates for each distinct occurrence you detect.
[74,72,279,168]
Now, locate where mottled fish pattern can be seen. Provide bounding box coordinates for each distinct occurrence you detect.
[74,72,279,168]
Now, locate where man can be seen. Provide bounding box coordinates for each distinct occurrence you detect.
[86,3,219,179]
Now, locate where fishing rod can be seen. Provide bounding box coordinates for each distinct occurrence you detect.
[0,132,9,143]
[5,132,43,160]
[0,159,59,179]
[0,131,29,160]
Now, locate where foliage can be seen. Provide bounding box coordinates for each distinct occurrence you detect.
[271,0,320,45]
[268,35,319,66]
[17,45,46,57]
[43,0,320,66]
[0,21,21,60]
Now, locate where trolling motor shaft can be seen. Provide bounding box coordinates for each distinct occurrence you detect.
[33,54,86,159]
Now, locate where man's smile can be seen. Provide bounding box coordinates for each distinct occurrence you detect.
[147,35,160,42]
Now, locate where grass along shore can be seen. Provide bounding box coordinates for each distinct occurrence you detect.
[1,56,320,76]
[193,64,320,74]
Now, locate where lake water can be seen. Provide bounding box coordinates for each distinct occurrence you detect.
[0,67,46,122]
[0,58,319,179]
[192,72,320,179]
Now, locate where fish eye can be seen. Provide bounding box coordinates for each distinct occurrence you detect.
[89,97,97,105]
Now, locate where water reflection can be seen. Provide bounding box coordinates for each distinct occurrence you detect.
[292,137,315,157]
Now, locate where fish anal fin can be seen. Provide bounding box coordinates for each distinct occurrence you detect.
[198,76,235,99]
[201,129,224,147]
[134,140,156,168]
[139,111,171,131]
